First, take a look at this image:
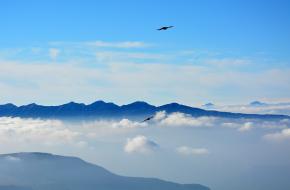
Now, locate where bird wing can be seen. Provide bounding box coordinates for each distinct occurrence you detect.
[157,27,166,30]
[141,116,154,122]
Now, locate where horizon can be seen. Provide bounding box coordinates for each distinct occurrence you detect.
[1,99,290,110]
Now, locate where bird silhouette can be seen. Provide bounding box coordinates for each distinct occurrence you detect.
[141,116,154,122]
[157,26,174,31]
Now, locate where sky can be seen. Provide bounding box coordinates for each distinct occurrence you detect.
[0,0,290,106]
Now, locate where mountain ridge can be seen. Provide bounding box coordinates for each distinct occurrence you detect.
[0,152,210,190]
[0,100,289,120]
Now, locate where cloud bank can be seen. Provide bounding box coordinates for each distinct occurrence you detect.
[209,102,290,116]
[0,117,81,147]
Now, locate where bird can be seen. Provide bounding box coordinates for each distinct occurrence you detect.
[157,26,174,31]
[141,116,154,122]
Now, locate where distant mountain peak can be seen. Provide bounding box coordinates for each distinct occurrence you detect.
[202,103,214,107]
[61,101,85,107]
[126,101,153,106]
[23,103,39,107]
[0,103,17,108]
[2,152,54,158]
[250,101,267,106]
[122,101,156,109]
[90,100,106,104]
[161,102,181,107]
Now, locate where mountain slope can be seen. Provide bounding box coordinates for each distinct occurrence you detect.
[0,152,209,190]
[0,101,289,120]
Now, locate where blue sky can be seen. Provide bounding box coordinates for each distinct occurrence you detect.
[0,0,290,105]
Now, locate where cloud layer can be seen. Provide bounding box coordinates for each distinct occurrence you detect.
[0,110,289,156]
[208,102,290,116]
[0,117,81,146]
[1,40,290,105]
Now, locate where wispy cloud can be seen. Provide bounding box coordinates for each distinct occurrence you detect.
[48,48,60,59]
[95,51,166,63]
[208,103,290,116]
[49,40,150,49]
[205,58,251,67]
[1,40,290,105]
[177,146,209,156]
[264,128,290,141]
[87,41,149,48]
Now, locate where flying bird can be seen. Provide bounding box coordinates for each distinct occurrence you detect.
[141,116,154,123]
[157,26,174,31]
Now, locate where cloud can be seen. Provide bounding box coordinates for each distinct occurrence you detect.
[153,111,166,121]
[264,128,290,141]
[48,40,149,49]
[154,111,216,127]
[1,52,290,106]
[238,122,253,132]
[150,111,289,133]
[177,146,209,156]
[124,135,159,154]
[112,119,147,128]
[205,58,250,67]
[48,48,60,59]
[207,102,290,116]
[4,156,21,162]
[87,41,149,48]
[0,117,82,146]
[95,51,165,63]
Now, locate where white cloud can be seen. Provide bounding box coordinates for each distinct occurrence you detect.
[153,111,167,121]
[95,51,165,63]
[0,117,81,146]
[205,58,250,67]
[209,102,290,116]
[48,48,60,59]
[112,119,147,128]
[48,40,150,50]
[87,41,149,48]
[177,146,209,156]
[148,111,289,132]
[264,128,290,141]
[4,156,21,162]
[238,122,253,132]
[157,112,216,127]
[124,135,159,154]
[1,55,290,106]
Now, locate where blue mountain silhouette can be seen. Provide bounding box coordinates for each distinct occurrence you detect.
[0,152,210,190]
[0,101,288,119]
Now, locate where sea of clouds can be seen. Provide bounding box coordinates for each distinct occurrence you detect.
[0,111,289,155]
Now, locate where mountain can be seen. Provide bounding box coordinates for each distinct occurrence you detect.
[249,101,268,106]
[0,152,209,190]
[201,103,215,109]
[0,101,289,120]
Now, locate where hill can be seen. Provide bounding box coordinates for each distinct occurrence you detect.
[0,152,209,190]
